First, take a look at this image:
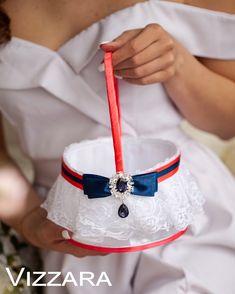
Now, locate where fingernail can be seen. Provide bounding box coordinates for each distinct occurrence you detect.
[114,74,123,80]
[98,41,111,49]
[98,63,104,72]
[62,230,71,240]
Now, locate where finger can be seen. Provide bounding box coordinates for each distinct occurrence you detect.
[114,51,175,79]
[111,23,164,66]
[114,38,174,70]
[100,29,142,52]
[123,66,176,85]
[38,220,109,257]
[37,219,73,244]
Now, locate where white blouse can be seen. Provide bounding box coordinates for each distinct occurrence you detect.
[0,0,235,188]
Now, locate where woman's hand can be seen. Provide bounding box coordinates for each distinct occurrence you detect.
[101,23,235,139]
[21,206,108,258]
[0,147,106,258]
[100,23,182,85]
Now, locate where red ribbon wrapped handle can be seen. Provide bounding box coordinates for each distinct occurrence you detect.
[104,52,124,173]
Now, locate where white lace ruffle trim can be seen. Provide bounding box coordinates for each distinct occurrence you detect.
[41,162,205,243]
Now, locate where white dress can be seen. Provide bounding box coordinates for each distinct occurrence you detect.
[0,1,235,293]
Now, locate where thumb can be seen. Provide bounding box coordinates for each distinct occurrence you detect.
[100,28,142,52]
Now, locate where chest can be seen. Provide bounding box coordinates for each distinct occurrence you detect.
[8,0,233,52]
[68,0,148,33]
[50,0,235,45]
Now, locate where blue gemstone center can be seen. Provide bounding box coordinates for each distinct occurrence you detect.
[116,178,128,193]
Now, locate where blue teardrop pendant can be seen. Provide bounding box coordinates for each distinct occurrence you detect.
[118,203,129,218]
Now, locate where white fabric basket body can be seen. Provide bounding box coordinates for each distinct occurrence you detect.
[41,136,205,249]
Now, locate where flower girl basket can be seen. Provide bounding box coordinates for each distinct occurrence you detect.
[41,52,205,253]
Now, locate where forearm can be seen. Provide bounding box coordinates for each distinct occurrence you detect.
[0,153,104,257]
[0,152,42,234]
[164,43,235,139]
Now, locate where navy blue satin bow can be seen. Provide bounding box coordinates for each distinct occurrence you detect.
[61,157,180,199]
[83,173,158,199]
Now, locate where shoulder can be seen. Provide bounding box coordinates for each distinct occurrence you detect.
[183,0,235,81]
[184,0,235,14]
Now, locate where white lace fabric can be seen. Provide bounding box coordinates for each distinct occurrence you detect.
[41,137,205,246]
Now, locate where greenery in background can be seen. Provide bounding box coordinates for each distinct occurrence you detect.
[0,222,42,294]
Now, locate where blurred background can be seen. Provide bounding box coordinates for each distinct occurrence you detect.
[2,117,235,182]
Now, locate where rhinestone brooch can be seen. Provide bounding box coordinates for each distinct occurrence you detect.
[109,172,134,218]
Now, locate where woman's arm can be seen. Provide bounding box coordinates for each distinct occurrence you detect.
[163,48,235,140]
[0,113,106,256]
[0,113,41,233]
[100,22,235,140]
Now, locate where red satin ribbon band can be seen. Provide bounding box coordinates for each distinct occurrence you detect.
[68,227,188,253]
[61,153,180,191]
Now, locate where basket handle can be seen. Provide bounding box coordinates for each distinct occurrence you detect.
[104,52,124,173]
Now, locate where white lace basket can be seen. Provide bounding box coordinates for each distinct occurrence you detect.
[41,52,205,252]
